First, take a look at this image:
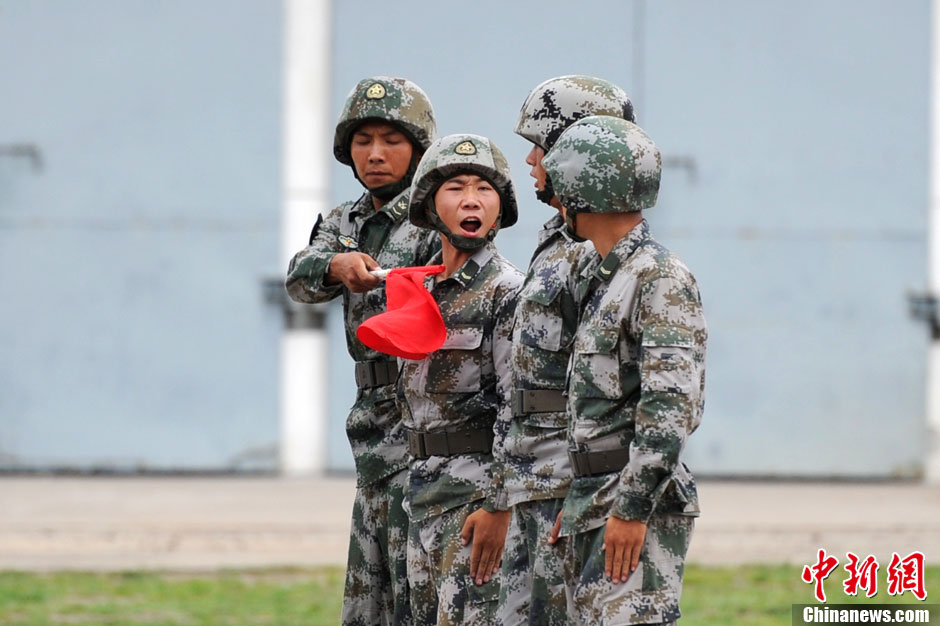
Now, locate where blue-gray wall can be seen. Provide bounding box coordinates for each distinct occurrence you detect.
[0,1,283,470]
[328,0,929,477]
[0,1,929,477]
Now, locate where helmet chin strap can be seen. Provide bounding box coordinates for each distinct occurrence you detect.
[369,178,410,201]
[426,198,497,252]
[535,176,556,205]
[564,208,586,243]
[548,175,585,241]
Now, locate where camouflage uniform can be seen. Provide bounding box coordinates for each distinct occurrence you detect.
[499,76,636,626]
[542,116,707,625]
[398,134,524,625]
[500,213,589,626]
[285,77,438,626]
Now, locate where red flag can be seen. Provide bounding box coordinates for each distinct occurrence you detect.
[357,265,447,360]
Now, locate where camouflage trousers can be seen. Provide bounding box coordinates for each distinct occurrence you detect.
[497,497,568,626]
[408,502,501,626]
[564,513,694,625]
[341,469,411,626]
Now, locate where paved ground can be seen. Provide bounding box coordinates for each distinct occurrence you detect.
[1,476,938,571]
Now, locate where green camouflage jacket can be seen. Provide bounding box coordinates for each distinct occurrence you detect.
[398,243,523,522]
[285,188,440,485]
[560,220,706,536]
[504,213,596,506]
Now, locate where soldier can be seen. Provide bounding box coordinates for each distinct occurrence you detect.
[542,116,706,625]
[285,76,439,626]
[500,75,636,626]
[399,133,524,625]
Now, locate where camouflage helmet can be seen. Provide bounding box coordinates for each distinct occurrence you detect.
[514,75,635,152]
[409,134,518,251]
[333,76,437,165]
[542,115,661,227]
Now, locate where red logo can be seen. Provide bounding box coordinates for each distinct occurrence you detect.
[802,550,927,602]
[802,549,840,603]
[843,552,879,598]
[886,551,926,601]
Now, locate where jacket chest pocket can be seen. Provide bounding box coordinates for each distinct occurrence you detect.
[517,280,566,352]
[425,325,484,393]
[571,325,622,399]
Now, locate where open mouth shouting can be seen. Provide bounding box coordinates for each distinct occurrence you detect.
[459,216,484,236]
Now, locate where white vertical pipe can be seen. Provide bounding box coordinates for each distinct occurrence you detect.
[280,0,332,475]
[927,0,940,483]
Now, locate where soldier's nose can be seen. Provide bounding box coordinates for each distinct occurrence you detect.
[461,194,481,209]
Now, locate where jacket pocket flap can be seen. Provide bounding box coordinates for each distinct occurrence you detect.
[576,325,619,354]
[524,279,563,306]
[442,325,483,350]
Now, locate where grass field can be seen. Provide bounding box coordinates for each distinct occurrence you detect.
[0,565,936,625]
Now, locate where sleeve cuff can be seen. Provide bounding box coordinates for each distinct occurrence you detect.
[481,495,509,513]
[482,473,510,512]
[611,492,655,523]
[612,472,679,523]
[291,252,341,295]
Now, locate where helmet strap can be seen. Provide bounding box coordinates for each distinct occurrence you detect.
[536,175,556,205]
[564,208,586,242]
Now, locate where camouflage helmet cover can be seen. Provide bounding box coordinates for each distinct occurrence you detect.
[541,115,661,215]
[514,75,636,152]
[333,76,437,165]
[409,133,518,231]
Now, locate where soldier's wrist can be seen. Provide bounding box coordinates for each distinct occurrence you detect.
[323,252,341,285]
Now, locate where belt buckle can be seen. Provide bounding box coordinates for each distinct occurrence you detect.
[520,390,532,414]
[453,429,472,454]
[356,361,378,388]
[511,391,523,417]
[426,430,448,456]
[354,363,364,387]
[568,450,581,476]
[377,361,393,386]
[407,430,426,458]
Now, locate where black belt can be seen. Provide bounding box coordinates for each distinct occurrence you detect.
[511,389,567,416]
[569,448,630,477]
[406,427,494,460]
[354,359,399,388]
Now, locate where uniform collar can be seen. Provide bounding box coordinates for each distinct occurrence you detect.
[590,219,650,283]
[535,212,564,245]
[382,191,411,223]
[348,188,411,223]
[533,212,579,254]
[429,242,496,290]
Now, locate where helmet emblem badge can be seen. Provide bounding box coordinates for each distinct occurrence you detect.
[455,141,476,155]
[365,83,386,99]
